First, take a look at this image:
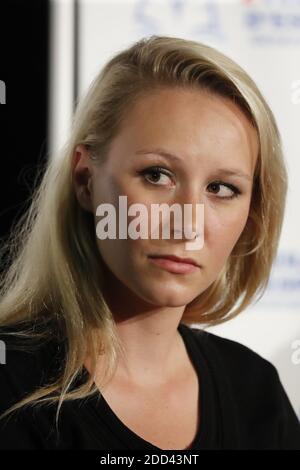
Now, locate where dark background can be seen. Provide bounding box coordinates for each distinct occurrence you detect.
[0,0,50,242]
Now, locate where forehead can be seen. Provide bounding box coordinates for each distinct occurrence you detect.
[111,87,259,173]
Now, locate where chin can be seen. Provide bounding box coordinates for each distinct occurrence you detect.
[138,284,196,308]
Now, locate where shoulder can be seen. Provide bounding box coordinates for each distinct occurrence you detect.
[187,324,300,449]
[0,318,64,404]
[0,319,66,449]
[188,325,278,381]
[186,324,285,410]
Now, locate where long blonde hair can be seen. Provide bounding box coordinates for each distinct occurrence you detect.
[0,35,288,427]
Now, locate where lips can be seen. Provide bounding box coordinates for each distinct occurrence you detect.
[148,254,201,274]
[149,254,200,267]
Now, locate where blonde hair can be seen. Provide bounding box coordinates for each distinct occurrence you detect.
[0,35,288,429]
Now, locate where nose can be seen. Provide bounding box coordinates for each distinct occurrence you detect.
[170,185,205,245]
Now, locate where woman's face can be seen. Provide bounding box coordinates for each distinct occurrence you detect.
[81,87,258,308]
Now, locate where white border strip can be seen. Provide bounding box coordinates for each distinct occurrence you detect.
[48,0,75,159]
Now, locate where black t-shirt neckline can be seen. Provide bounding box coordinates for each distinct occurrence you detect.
[83,322,221,450]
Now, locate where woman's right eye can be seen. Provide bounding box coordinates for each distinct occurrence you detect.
[139,166,174,186]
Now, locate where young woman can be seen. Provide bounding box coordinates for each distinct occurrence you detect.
[0,35,299,450]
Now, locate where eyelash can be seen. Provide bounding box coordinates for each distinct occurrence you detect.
[138,166,241,200]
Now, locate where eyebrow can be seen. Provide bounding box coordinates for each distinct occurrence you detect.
[135,148,182,162]
[135,148,252,181]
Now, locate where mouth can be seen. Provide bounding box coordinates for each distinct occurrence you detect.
[148,254,201,274]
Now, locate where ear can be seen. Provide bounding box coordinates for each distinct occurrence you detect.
[72,144,94,213]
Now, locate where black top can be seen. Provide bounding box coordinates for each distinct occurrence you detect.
[0,320,299,450]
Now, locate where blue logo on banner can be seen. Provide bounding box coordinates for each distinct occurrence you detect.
[242,0,300,44]
[133,0,226,42]
[258,251,300,309]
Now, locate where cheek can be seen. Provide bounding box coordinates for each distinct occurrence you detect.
[205,203,250,261]
[95,212,147,275]
[91,170,149,217]
[95,237,140,297]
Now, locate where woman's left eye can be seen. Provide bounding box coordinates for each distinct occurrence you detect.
[207,181,241,199]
